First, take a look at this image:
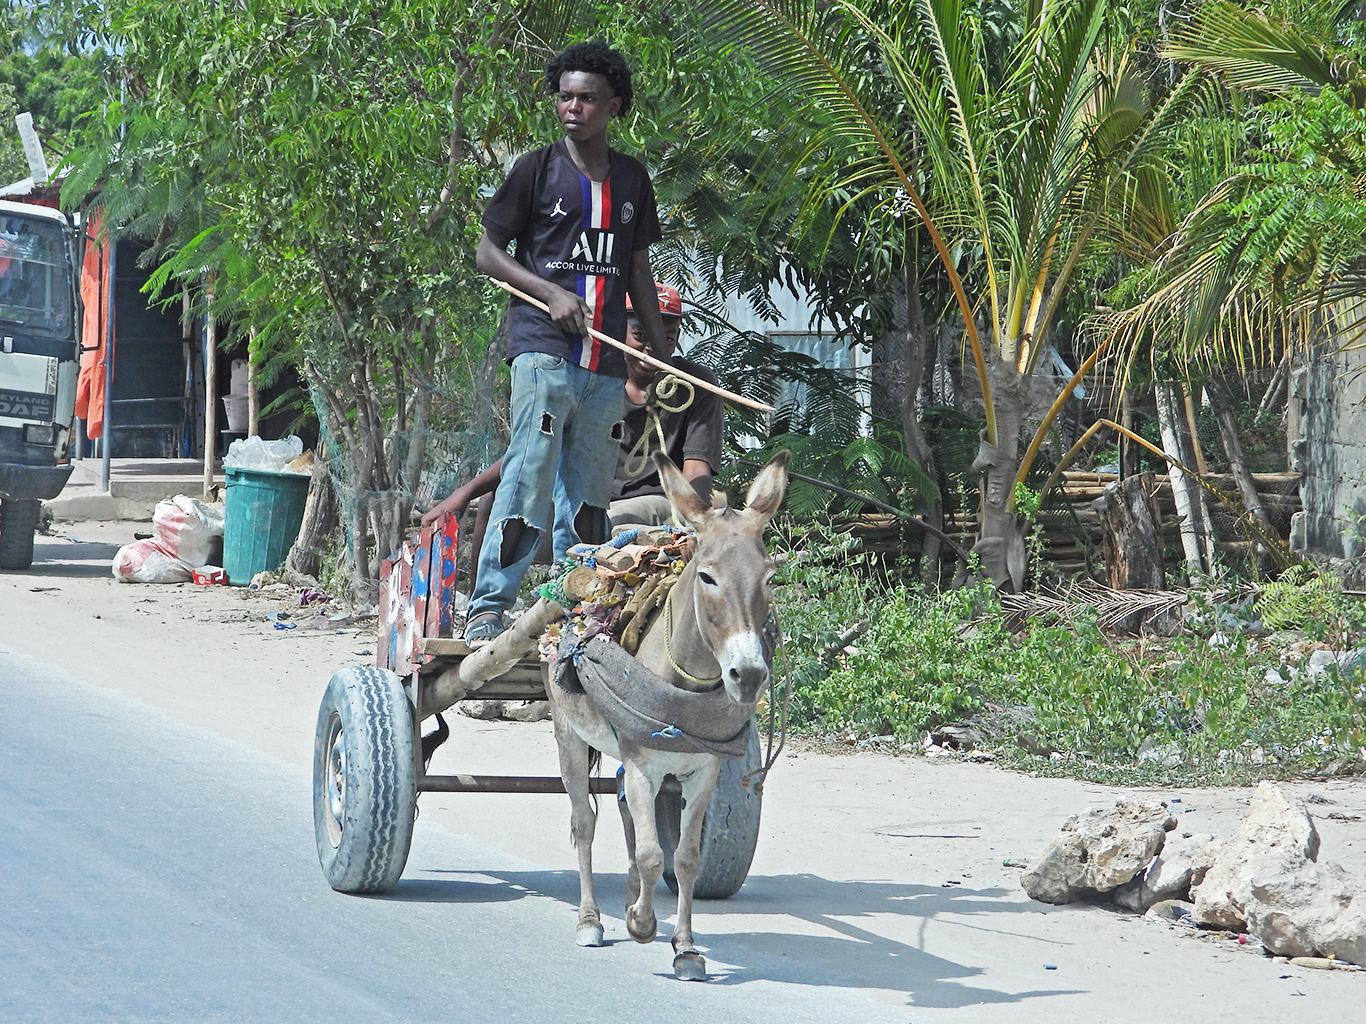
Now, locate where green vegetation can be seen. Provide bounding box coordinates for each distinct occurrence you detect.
[772,521,1366,785]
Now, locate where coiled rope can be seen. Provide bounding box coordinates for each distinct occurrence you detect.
[621,373,695,480]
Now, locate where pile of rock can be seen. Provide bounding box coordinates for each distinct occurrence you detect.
[1021,783,1366,966]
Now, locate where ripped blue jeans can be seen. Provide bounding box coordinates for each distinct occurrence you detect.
[467,352,625,619]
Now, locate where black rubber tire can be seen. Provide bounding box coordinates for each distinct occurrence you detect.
[0,498,41,570]
[657,723,763,899]
[312,665,416,894]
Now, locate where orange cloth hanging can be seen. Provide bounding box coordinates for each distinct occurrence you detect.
[74,208,110,439]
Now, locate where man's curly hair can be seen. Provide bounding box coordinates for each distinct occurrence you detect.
[544,41,634,116]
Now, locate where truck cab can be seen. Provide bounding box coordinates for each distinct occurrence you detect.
[0,199,79,569]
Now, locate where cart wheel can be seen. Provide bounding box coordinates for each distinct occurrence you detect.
[657,723,763,899]
[0,498,41,571]
[313,665,416,893]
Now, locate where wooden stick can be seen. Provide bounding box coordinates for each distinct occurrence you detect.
[488,277,775,413]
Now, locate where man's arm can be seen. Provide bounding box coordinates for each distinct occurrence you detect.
[476,228,592,337]
[627,250,669,360]
[420,458,503,528]
[677,366,724,505]
[681,458,713,504]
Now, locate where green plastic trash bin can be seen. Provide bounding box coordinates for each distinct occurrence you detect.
[222,466,311,585]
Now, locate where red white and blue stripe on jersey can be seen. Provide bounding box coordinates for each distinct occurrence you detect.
[569,176,611,370]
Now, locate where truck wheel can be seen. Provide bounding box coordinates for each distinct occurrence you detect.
[313,665,417,894]
[0,499,41,570]
[657,723,763,899]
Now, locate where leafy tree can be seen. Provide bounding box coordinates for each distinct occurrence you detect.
[694,0,1201,589]
[1102,0,1366,374]
[0,5,111,181]
[60,1,595,598]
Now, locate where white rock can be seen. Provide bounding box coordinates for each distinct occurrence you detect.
[1244,859,1366,965]
[1307,649,1339,678]
[1191,781,1320,930]
[1137,737,1182,767]
[1113,832,1214,912]
[1022,800,1177,905]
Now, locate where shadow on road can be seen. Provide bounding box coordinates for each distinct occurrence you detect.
[396,866,1083,1009]
[1,536,124,579]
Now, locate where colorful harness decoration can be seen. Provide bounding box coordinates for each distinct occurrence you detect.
[536,526,752,757]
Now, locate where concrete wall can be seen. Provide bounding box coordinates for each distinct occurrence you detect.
[1288,341,1366,558]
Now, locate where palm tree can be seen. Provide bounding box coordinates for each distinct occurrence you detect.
[697,0,1200,588]
[1105,0,1366,368]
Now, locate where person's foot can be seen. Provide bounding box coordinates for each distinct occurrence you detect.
[462,611,506,646]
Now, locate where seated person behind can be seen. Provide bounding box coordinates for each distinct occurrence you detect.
[609,283,722,527]
[422,283,723,543]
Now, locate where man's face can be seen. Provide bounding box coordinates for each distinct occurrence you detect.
[556,71,621,143]
[626,317,681,354]
[625,316,681,383]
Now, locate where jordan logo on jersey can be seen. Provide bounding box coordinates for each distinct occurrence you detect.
[551,197,567,217]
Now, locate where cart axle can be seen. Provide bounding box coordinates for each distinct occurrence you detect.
[419,774,617,795]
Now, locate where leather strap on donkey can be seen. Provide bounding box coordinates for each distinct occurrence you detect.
[552,634,753,758]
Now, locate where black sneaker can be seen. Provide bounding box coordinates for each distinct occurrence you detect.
[463,611,506,646]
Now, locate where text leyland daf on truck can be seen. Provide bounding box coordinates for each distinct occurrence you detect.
[0,199,80,569]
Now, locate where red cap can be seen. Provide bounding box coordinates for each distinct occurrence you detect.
[626,283,684,318]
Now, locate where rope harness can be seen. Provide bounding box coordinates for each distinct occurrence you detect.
[620,373,695,481]
[536,523,792,793]
[661,585,723,687]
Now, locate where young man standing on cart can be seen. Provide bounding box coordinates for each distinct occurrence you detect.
[423,282,725,546]
[463,41,668,644]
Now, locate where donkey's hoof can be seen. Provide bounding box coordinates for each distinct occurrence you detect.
[575,922,605,947]
[626,908,657,943]
[673,951,707,981]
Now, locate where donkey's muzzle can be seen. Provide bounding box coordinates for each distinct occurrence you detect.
[720,632,770,705]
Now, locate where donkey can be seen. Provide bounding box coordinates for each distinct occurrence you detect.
[545,449,789,980]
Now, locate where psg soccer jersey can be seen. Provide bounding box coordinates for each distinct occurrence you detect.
[482,140,661,378]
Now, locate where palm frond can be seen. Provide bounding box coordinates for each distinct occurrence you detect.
[1166,0,1366,108]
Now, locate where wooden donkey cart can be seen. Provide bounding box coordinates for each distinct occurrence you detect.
[310,452,791,980]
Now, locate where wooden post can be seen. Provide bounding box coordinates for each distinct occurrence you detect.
[247,325,260,438]
[202,280,217,499]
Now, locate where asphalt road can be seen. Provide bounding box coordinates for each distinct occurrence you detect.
[0,644,908,1024]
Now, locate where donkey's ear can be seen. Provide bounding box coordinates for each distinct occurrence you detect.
[744,449,790,520]
[653,452,711,526]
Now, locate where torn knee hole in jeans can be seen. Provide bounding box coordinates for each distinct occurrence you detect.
[539,412,555,435]
[609,420,626,442]
[497,517,539,568]
[574,503,608,547]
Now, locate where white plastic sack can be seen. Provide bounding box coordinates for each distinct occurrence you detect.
[223,435,305,473]
[152,494,225,568]
[112,539,194,583]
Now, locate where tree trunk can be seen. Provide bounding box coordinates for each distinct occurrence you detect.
[1208,378,1273,552]
[1099,473,1165,589]
[1097,473,1166,633]
[286,449,339,581]
[901,260,942,585]
[1154,381,1215,577]
[1119,391,1141,479]
[1183,388,1207,476]
[1258,355,1290,417]
[472,316,509,460]
[970,360,1030,591]
[872,263,908,425]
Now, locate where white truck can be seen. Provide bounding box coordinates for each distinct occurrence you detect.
[0,199,80,569]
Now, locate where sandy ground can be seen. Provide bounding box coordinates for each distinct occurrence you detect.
[5,517,1366,1022]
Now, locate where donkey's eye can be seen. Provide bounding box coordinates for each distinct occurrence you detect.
[698,569,718,587]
